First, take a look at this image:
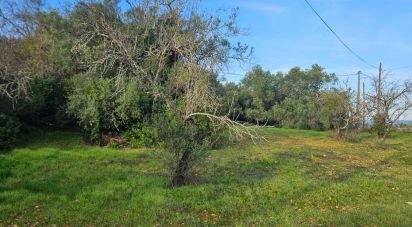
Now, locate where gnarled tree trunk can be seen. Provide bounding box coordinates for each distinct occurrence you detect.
[172,149,191,187]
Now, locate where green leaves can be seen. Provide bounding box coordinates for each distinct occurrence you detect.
[225,64,336,128]
[0,114,20,150]
[66,74,151,143]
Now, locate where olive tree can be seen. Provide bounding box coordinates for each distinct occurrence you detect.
[319,88,359,138]
[69,0,256,186]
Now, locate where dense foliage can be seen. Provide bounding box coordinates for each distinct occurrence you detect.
[0,114,19,150]
[221,64,340,129]
[66,74,151,143]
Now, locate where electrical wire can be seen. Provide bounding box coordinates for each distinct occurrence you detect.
[303,0,378,69]
[336,73,358,77]
[360,72,375,79]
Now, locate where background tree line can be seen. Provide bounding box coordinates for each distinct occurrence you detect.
[220,64,346,130]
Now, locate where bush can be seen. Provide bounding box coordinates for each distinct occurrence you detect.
[0,77,73,129]
[0,114,20,150]
[124,123,158,148]
[66,74,151,143]
[370,114,386,137]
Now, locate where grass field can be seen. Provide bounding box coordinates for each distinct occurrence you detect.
[1,128,411,226]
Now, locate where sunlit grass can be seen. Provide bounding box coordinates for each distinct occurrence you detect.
[1,128,411,225]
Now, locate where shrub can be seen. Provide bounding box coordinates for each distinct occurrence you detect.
[66,74,152,143]
[124,123,158,148]
[0,77,72,129]
[370,114,386,137]
[66,74,114,142]
[0,114,20,150]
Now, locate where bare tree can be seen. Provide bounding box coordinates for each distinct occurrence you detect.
[0,69,30,106]
[0,0,48,105]
[0,37,31,106]
[0,0,42,37]
[320,79,362,139]
[368,76,412,140]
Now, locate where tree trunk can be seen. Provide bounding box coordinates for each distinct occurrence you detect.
[172,149,191,187]
[382,124,392,141]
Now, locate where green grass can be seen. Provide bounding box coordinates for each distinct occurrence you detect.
[1,128,411,226]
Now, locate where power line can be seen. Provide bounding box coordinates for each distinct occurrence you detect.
[336,73,358,77]
[224,72,244,76]
[360,72,375,79]
[303,0,378,69]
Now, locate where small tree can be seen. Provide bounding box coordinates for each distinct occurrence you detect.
[369,77,412,140]
[240,65,276,125]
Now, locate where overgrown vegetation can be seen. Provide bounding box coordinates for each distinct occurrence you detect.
[221,64,341,129]
[1,1,411,225]
[0,114,19,150]
[0,0,411,186]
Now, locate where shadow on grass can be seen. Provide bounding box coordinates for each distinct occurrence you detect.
[200,159,278,185]
[14,129,86,151]
[1,163,114,198]
[1,143,169,205]
[0,156,13,182]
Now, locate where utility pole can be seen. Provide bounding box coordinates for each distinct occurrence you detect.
[357,71,361,128]
[377,63,382,115]
[363,82,366,128]
[357,71,361,116]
